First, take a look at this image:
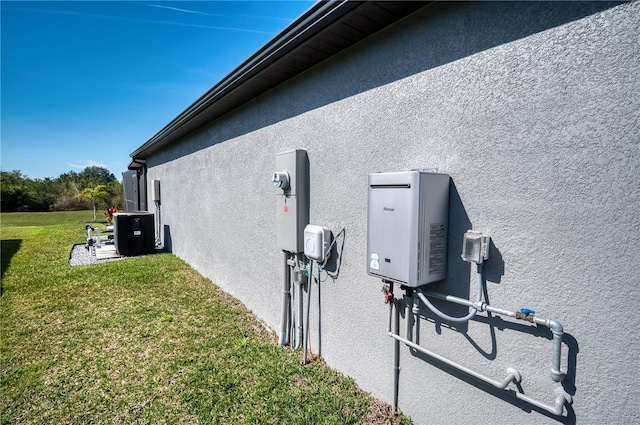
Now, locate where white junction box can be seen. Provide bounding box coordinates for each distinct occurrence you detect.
[304,224,332,262]
[367,170,450,287]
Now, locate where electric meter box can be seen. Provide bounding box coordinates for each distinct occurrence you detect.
[367,170,450,287]
[275,150,309,253]
[113,212,155,256]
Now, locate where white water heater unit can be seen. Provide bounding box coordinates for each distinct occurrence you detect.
[367,170,450,287]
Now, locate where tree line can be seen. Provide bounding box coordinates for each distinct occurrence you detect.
[0,166,123,213]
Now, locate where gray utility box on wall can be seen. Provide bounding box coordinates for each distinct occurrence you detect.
[113,212,155,256]
[122,170,139,212]
[367,171,450,287]
[274,150,309,253]
[150,179,160,202]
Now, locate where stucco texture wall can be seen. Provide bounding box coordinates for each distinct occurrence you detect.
[143,2,639,424]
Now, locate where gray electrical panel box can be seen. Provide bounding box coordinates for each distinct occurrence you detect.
[367,170,450,287]
[122,170,139,212]
[274,150,309,253]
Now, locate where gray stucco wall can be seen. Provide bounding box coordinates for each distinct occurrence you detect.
[143,2,639,424]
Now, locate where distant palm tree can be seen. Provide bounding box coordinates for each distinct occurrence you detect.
[78,185,109,220]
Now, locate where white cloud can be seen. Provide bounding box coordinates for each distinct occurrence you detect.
[68,160,109,170]
[9,6,277,35]
[147,3,293,22]
[147,4,219,16]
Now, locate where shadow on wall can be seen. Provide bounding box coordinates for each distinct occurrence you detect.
[322,227,346,280]
[147,1,622,167]
[163,225,173,253]
[402,181,578,424]
[315,227,347,358]
[409,314,579,424]
[412,181,478,334]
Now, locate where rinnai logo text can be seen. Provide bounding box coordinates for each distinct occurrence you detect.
[383,207,395,212]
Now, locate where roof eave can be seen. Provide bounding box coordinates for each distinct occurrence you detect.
[130,1,431,161]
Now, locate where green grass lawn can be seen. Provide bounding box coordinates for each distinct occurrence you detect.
[0,211,409,424]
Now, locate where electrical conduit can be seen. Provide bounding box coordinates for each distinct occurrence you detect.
[278,251,291,346]
[416,264,484,323]
[303,260,313,364]
[295,273,304,350]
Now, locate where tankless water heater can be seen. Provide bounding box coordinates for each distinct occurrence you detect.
[367,170,450,287]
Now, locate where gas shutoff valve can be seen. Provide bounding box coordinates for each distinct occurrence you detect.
[304,225,332,262]
[272,171,290,190]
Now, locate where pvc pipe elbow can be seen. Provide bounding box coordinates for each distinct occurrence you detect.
[506,367,522,384]
[553,388,572,415]
[551,369,566,383]
[548,318,565,382]
[548,319,563,334]
[498,367,521,389]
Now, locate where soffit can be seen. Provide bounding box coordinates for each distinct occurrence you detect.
[130,1,431,161]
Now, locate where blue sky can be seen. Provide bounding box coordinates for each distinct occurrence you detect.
[1,1,313,180]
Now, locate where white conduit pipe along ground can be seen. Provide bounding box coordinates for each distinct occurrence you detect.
[386,263,572,417]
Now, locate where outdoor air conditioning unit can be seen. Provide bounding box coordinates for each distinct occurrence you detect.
[113,212,155,256]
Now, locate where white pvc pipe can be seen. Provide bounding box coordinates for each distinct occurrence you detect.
[393,298,400,412]
[416,264,484,323]
[389,332,513,388]
[388,331,571,416]
[294,279,304,350]
[548,319,566,382]
[420,287,565,383]
[405,294,413,341]
[278,251,291,347]
[303,260,313,364]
